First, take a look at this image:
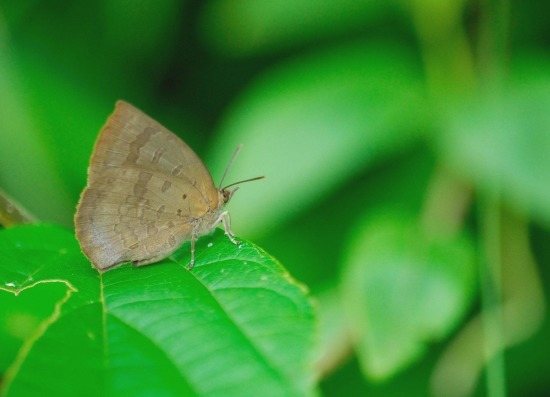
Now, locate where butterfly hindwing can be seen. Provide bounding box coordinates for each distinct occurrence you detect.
[75,101,221,270]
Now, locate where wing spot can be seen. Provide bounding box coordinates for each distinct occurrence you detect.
[161,180,172,193]
[152,147,166,164]
[171,164,183,176]
[182,194,187,200]
[169,235,176,247]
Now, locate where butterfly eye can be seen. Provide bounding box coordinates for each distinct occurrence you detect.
[221,188,235,204]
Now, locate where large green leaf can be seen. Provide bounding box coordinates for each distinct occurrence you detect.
[0,225,315,397]
[341,211,477,380]
[438,76,550,226]
[208,42,427,237]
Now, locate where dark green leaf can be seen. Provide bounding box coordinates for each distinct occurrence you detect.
[200,0,396,56]
[0,47,75,225]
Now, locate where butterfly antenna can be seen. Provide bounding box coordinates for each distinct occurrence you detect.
[219,144,243,189]
[223,176,265,190]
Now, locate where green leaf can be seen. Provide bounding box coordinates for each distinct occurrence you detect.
[0,42,75,225]
[0,283,67,373]
[312,287,350,379]
[438,77,550,226]
[208,42,427,237]
[341,211,477,380]
[200,0,396,56]
[0,225,315,397]
[102,0,182,59]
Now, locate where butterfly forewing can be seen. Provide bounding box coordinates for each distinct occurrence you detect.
[75,101,221,270]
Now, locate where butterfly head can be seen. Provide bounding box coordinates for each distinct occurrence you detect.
[220,187,239,204]
[219,175,265,206]
[217,145,264,206]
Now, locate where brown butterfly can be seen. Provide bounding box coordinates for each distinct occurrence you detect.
[75,100,262,271]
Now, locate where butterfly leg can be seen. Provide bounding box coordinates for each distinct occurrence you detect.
[187,233,196,270]
[219,211,240,246]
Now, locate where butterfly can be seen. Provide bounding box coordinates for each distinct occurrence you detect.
[75,100,262,271]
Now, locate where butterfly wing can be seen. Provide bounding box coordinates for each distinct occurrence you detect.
[75,101,220,271]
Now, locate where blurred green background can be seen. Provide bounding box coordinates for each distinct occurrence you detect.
[0,0,549,396]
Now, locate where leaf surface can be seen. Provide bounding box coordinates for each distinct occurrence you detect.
[341,212,477,379]
[0,225,315,397]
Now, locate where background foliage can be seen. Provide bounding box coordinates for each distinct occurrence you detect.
[0,0,549,396]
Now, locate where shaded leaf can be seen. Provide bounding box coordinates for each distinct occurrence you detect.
[0,42,74,225]
[200,0,396,56]
[208,42,427,237]
[312,287,350,379]
[341,211,476,379]
[102,0,182,59]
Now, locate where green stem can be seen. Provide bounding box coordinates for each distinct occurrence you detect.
[420,167,472,239]
[0,188,36,226]
[477,1,511,393]
[411,0,476,99]
[479,190,507,397]
[478,0,511,91]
